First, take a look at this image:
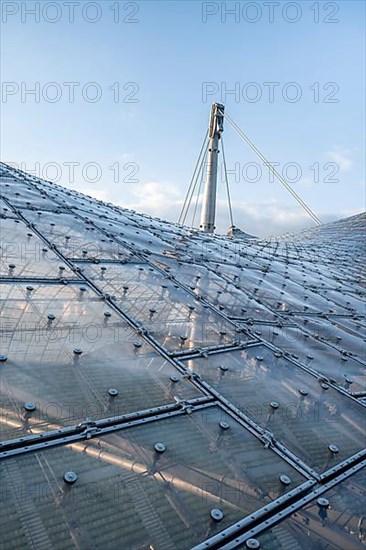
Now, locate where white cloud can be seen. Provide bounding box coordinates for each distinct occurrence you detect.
[120,180,182,217]
[112,180,353,238]
[326,148,353,172]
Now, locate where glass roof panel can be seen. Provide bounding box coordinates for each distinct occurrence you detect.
[256,467,366,550]
[0,283,201,441]
[78,211,178,257]
[18,209,135,261]
[0,407,307,550]
[184,345,366,474]
[241,322,366,393]
[0,199,17,218]
[0,180,60,211]
[0,217,73,279]
[153,259,277,322]
[77,262,246,352]
[0,164,365,549]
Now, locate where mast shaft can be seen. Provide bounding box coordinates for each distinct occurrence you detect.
[200,103,224,233]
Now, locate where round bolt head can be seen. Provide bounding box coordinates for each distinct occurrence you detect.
[108,388,118,397]
[219,365,228,372]
[246,539,260,549]
[210,508,224,522]
[63,471,78,484]
[104,311,111,317]
[256,355,264,361]
[8,264,16,269]
[24,402,36,412]
[73,348,83,355]
[154,442,166,453]
[299,389,308,396]
[134,340,142,348]
[219,421,230,430]
[279,474,291,485]
[170,375,179,383]
[317,497,330,508]
[47,314,55,321]
[270,401,279,409]
[26,286,34,291]
[328,444,339,454]
[321,383,330,390]
[0,354,8,362]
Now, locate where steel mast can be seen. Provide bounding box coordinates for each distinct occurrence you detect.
[199,102,224,233]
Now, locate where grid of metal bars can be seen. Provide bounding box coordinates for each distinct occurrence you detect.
[0,161,365,549]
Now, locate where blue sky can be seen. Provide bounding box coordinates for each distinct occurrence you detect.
[1,0,365,236]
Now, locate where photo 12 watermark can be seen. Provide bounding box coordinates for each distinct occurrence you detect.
[1,1,140,24]
[217,160,340,184]
[1,81,139,104]
[6,161,140,184]
[201,2,340,24]
[202,81,340,104]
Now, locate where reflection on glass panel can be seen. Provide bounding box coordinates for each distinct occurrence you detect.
[20,210,134,261]
[153,259,277,321]
[1,164,365,550]
[184,345,366,474]
[0,284,201,440]
[0,217,73,278]
[257,468,366,549]
[0,199,17,218]
[77,211,177,257]
[0,180,59,210]
[78,262,244,352]
[0,408,307,550]
[242,322,366,393]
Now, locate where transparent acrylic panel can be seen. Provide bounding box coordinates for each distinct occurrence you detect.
[312,287,365,315]
[21,209,135,261]
[78,262,244,352]
[248,322,366,393]
[331,315,366,333]
[293,314,366,357]
[77,210,178,257]
[245,265,350,315]
[210,260,330,316]
[184,345,366,474]
[0,180,60,211]
[0,407,307,550]
[0,284,200,441]
[256,467,366,550]
[0,217,73,279]
[43,189,107,214]
[154,259,277,322]
[0,199,17,218]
